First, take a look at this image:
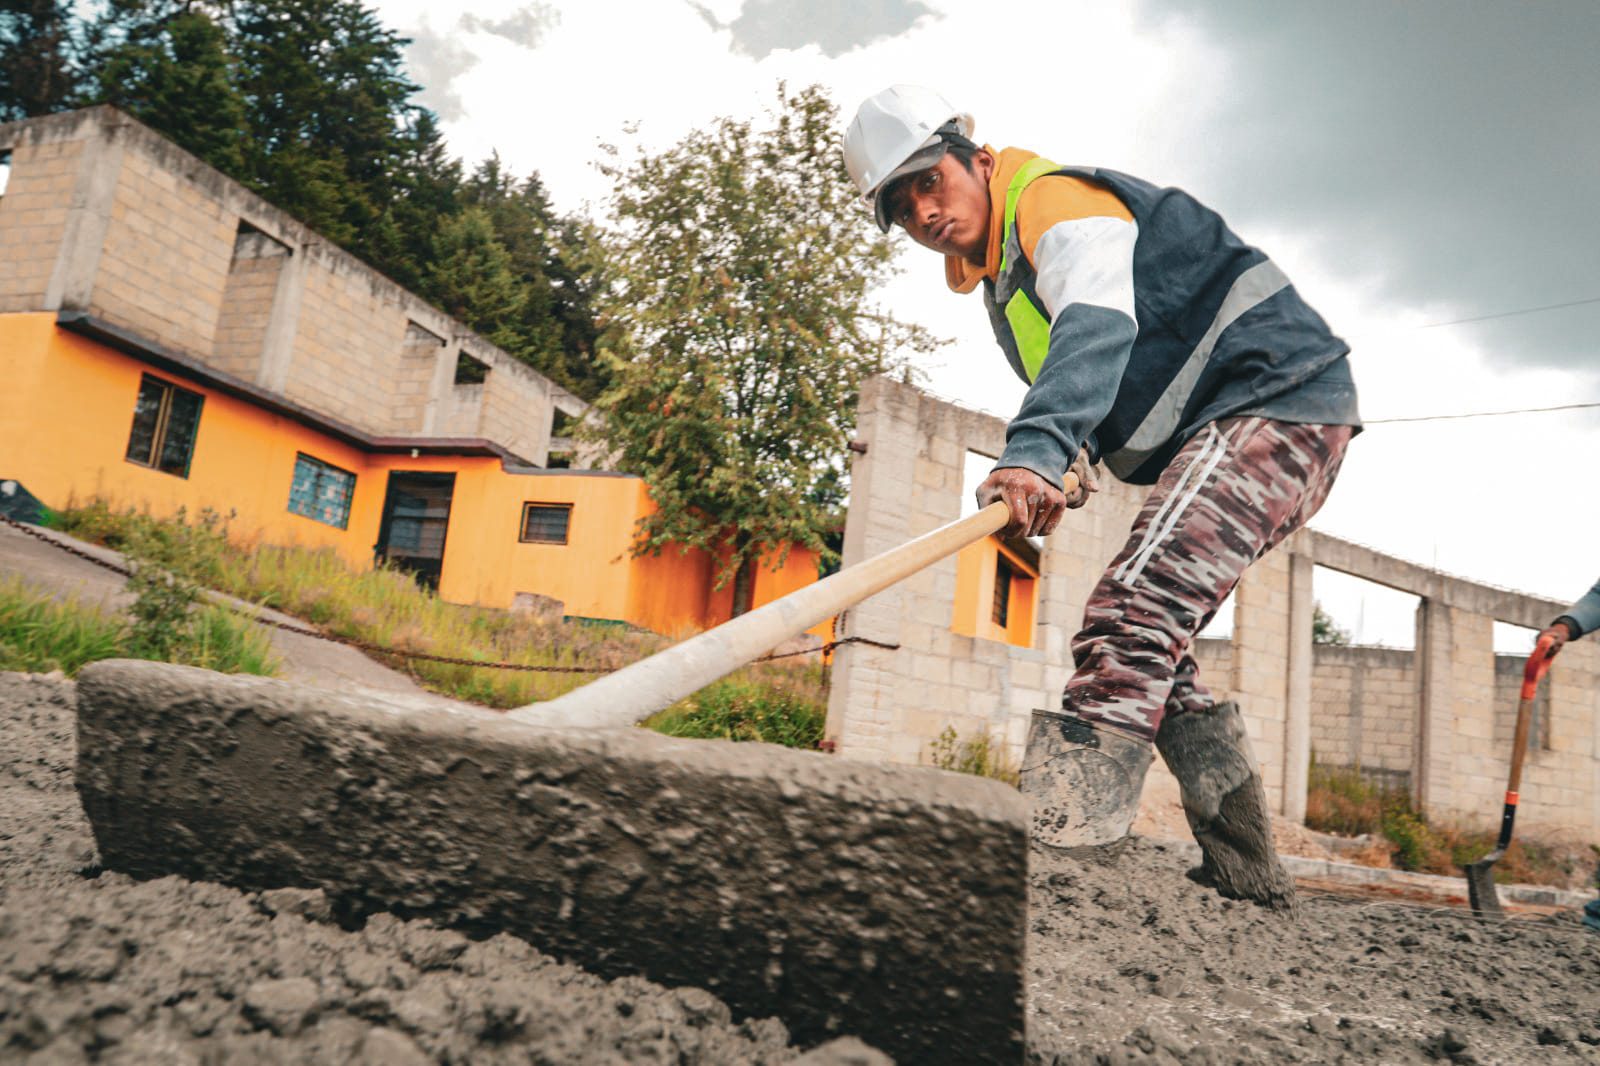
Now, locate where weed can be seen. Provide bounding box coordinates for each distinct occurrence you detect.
[1306,759,1584,887]
[0,578,275,678]
[46,501,826,712]
[927,725,1020,787]
[645,666,826,748]
[0,578,127,676]
[179,604,279,676]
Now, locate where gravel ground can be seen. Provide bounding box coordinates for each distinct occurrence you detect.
[1027,835,1600,1063]
[4,671,1600,1064]
[0,674,880,1065]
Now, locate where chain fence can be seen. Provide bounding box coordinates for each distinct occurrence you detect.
[0,512,898,674]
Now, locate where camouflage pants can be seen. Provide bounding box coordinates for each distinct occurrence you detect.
[1063,417,1353,742]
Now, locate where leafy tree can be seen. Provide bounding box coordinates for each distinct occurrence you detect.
[589,83,937,615]
[1312,601,1351,646]
[0,0,82,121]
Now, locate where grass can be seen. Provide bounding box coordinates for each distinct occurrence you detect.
[45,500,830,729]
[0,577,277,678]
[644,664,828,748]
[927,725,1020,787]
[1305,758,1587,887]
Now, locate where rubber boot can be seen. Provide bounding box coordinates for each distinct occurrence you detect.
[1021,710,1153,849]
[1154,701,1299,913]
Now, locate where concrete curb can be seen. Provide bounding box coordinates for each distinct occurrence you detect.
[76,660,1030,1064]
[1280,853,1593,908]
[1162,837,1591,908]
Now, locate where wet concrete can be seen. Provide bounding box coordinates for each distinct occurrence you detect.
[73,661,1030,1063]
[9,666,1600,1063]
[1,672,892,1064]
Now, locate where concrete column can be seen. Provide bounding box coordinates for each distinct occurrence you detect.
[1227,550,1292,811]
[1282,549,1315,822]
[824,380,918,756]
[1414,597,1453,814]
[43,123,125,311]
[255,246,306,394]
[421,343,465,436]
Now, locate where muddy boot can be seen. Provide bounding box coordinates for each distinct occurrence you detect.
[1154,701,1299,913]
[1021,710,1153,849]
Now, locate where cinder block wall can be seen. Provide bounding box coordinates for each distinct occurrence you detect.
[833,378,1600,838]
[1308,645,1416,773]
[0,135,84,309]
[0,107,568,464]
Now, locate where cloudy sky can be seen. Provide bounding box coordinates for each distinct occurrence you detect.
[376,0,1600,648]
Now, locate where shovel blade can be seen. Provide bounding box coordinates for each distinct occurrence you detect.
[1463,857,1504,918]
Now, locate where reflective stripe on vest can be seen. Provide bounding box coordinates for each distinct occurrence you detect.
[997,156,1066,383]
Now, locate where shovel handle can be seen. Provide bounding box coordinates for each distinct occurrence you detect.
[1495,634,1558,852]
[512,477,1076,729]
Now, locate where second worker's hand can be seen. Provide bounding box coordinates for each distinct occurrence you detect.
[976,466,1069,538]
[1537,621,1575,659]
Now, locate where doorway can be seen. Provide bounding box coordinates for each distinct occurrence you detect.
[375,471,455,591]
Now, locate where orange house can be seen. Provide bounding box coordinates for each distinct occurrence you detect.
[0,108,820,635]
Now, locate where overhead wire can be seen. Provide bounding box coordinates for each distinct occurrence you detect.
[1365,401,1600,425]
[1409,294,1600,331]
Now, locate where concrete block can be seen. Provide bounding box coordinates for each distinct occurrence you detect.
[75,661,1029,1064]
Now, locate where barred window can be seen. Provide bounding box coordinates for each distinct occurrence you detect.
[520,502,571,544]
[992,556,1013,627]
[288,453,356,529]
[125,374,204,478]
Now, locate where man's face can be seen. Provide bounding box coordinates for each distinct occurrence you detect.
[883,149,994,262]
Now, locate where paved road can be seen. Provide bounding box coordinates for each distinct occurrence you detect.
[0,520,423,695]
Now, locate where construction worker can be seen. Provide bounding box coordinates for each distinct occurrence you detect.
[1538,578,1600,656]
[844,86,1362,910]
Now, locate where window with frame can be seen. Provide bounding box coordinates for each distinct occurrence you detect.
[287,453,357,529]
[125,373,205,478]
[520,502,572,544]
[992,555,1013,627]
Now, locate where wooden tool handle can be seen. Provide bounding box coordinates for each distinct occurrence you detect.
[511,476,1077,729]
[1505,633,1557,798]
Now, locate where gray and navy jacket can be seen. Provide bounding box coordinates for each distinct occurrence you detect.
[945,148,1360,486]
[1557,578,1600,639]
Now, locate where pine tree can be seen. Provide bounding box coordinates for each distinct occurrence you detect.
[590,83,938,613]
[425,206,527,356]
[0,0,81,121]
[462,158,606,397]
[93,5,249,174]
[226,0,421,250]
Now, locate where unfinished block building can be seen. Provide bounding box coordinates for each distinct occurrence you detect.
[0,107,820,632]
[828,377,1600,837]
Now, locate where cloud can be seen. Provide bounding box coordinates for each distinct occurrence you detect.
[690,0,939,59]
[406,19,477,122]
[404,4,561,123]
[460,3,560,49]
[1132,0,1600,377]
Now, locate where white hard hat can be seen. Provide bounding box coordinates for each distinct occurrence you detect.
[844,85,975,232]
